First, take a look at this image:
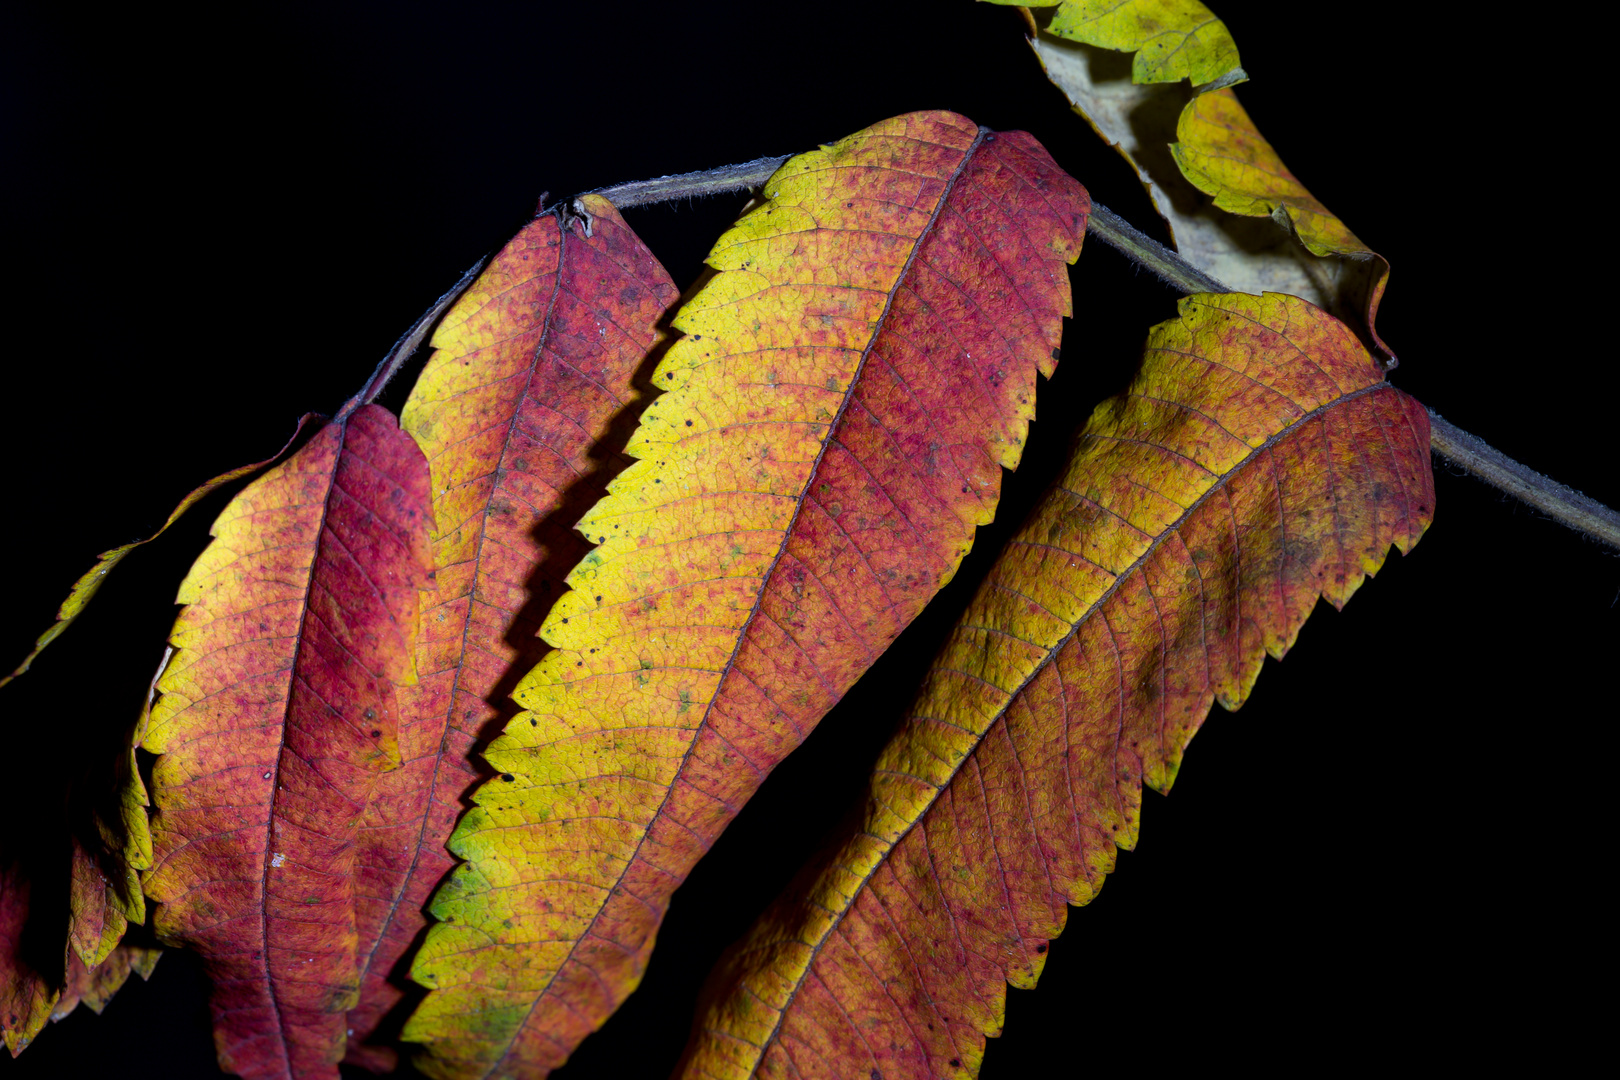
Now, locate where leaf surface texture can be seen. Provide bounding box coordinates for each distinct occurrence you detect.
[680,292,1433,1080]
[140,403,436,1079]
[403,111,1090,1079]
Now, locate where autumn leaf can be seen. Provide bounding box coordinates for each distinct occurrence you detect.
[67,832,139,972]
[400,110,1090,1078]
[4,657,161,1058]
[61,644,164,980]
[6,5,1616,1077]
[679,292,1432,1079]
[342,196,680,1070]
[138,401,437,1078]
[1,862,56,1057]
[997,0,1239,85]
[51,943,160,1023]
[1020,3,1393,361]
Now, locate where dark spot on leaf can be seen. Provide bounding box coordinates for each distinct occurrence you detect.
[370,729,381,738]
[1035,943,1046,953]
[501,774,515,782]
[685,419,693,427]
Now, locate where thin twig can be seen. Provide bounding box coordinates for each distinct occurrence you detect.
[1086,203,1231,293]
[590,156,789,209]
[354,255,490,412]
[1427,412,1620,551]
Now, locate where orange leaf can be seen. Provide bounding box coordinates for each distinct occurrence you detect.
[139,403,436,1079]
[343,196,679,1070]
[679,292,1432,1079]
[402,111,1090,1078]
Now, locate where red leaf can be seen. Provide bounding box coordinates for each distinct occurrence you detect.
[139,404,436,1078]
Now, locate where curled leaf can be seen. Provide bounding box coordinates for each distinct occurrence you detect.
[403,111,1089,1078]
[680,292,1432,1079]
[1170,87,1391,356]
[1024,12,1393,361]
[140,404,436,1079]
[344,197,679,1071]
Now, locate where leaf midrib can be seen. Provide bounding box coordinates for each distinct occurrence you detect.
[735,369,1395,1075]
[488,123,993,1077]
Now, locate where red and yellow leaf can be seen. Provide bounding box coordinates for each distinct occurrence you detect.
[343,197,679,1070]
[68,834,134,971]
[1,862,57,1057]
[6,686,158,1057]
[67,655,161,975]
[680,292,1432,1080]
[402,111,1090,1078]
[139,403,436,1079]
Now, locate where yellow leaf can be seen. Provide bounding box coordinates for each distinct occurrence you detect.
[1007,0,1241,85]
[1023,14,1394,362]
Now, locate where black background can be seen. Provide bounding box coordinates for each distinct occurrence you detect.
[2,2,1612,1077]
